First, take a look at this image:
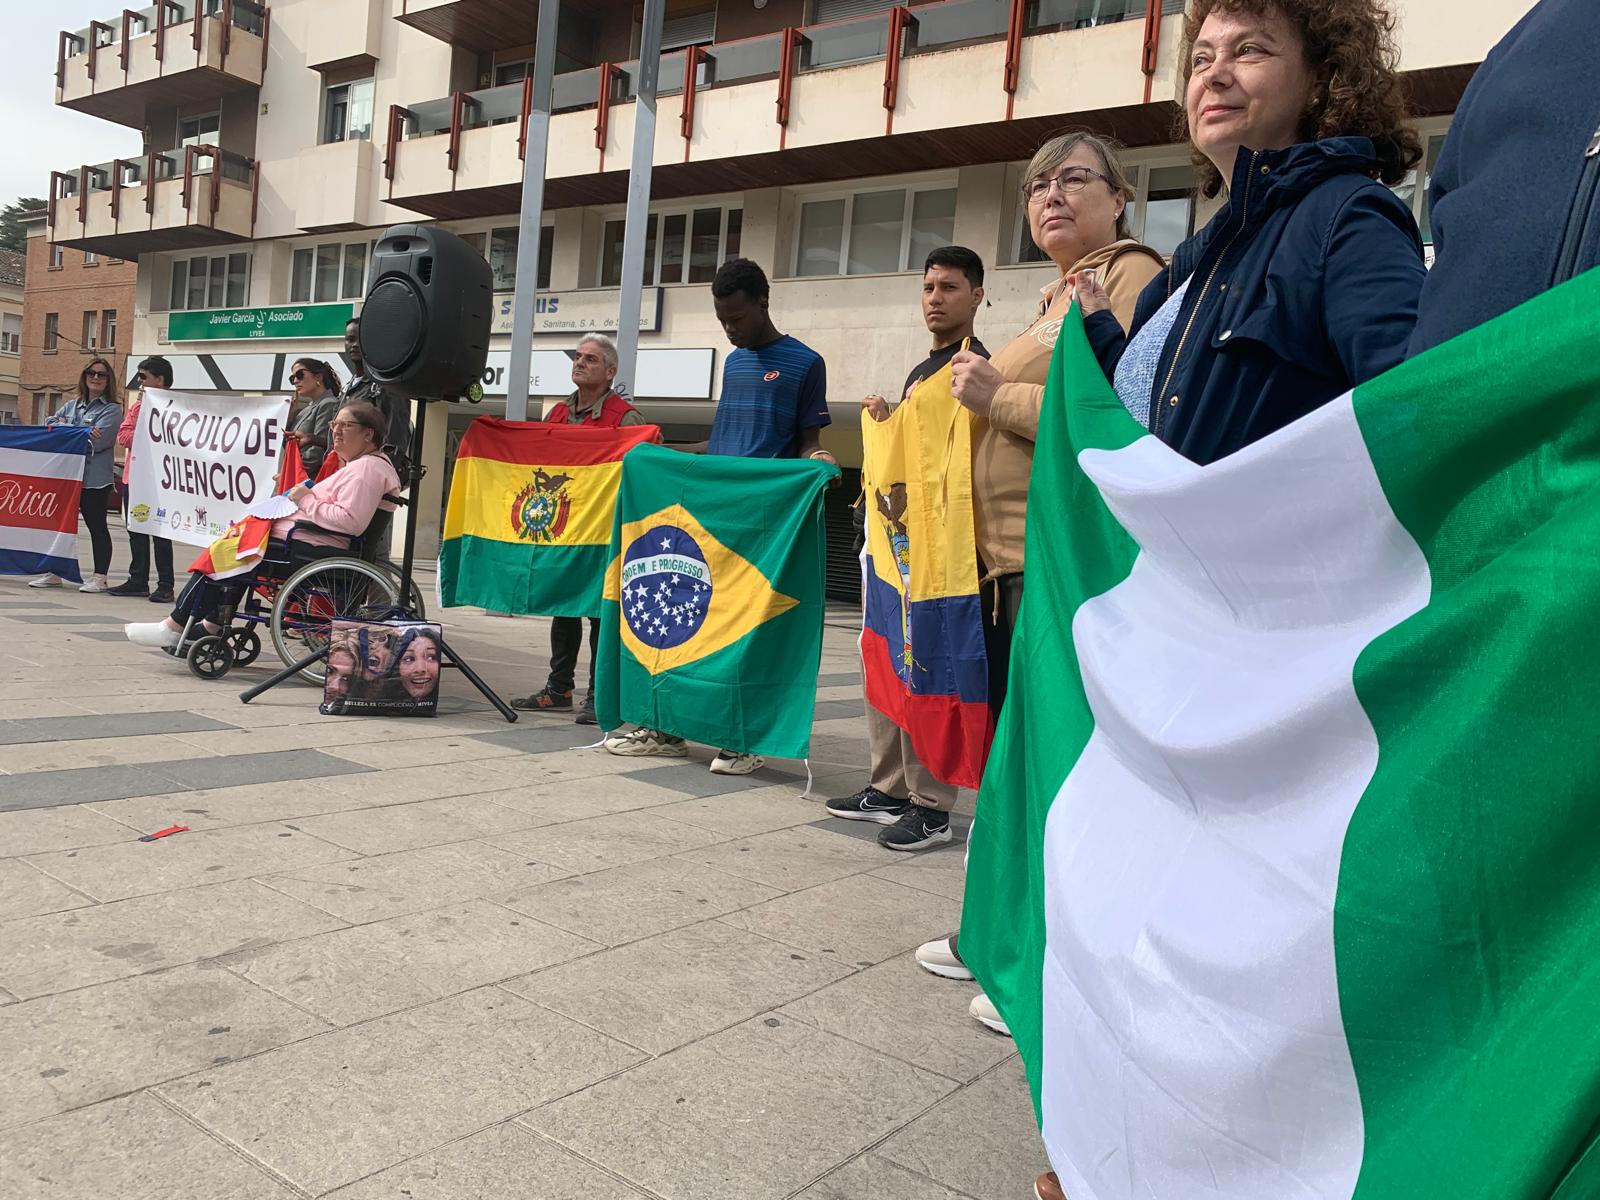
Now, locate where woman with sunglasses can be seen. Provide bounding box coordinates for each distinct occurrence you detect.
[286,358,343,479]
[30,357,123,593]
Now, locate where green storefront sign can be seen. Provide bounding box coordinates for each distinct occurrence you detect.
[167,303,355,342]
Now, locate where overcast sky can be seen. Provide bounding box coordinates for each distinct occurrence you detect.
[0,4,143,207]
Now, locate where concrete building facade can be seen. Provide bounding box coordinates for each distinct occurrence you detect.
[42,0,1533,581]
[18,217,137,425]
[0,249,25,424]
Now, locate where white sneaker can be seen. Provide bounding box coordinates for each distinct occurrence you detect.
[604,727,688,758]
[970,992,1012,1037]
[915,935,975,981]
[27,573,64,588]
[709,750,765,776]
[78,574,110,594]
[125,621,181,649]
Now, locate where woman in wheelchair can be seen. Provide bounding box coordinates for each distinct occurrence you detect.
[124,400,401,652]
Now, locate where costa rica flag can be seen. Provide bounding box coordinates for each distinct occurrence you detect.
[0,426,90,583]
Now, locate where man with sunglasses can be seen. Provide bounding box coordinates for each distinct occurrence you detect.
[109,356,177,603]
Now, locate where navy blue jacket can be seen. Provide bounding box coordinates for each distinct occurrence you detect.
[1088,138,1425,465]
[1407,0,1600,356]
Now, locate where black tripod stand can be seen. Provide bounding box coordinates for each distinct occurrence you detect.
[239,398,518,722]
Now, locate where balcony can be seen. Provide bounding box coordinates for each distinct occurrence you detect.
[384,0,1188,219]
[397,0,542,53]
[57,1,268,130]
[48,148,259,259]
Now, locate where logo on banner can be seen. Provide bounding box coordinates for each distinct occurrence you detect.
[511,468,573,544]
[131,503,151,522]
[620,525,713,650]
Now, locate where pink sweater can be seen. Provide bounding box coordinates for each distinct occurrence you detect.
[274,452,400,548]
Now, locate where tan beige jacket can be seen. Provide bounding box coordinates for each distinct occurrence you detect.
[973,238,1165,577]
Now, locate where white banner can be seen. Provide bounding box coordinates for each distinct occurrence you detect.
[126,389,292,547]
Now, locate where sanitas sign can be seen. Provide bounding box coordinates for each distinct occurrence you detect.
[166,303,355,342]
[491,288,663,336]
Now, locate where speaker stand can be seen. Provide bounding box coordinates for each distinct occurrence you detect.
[239,397,518,723]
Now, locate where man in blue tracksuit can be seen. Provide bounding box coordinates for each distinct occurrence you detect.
[1407,0,1600,356]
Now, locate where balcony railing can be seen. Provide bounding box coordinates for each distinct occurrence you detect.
[48,146,259,254]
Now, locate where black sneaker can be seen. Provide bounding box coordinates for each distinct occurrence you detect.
[512,687,573,711]
[825,786,910,825]
[148,585,176,604]
[878,806,953,852]
[575,694,597,726]
[108,579,149,597]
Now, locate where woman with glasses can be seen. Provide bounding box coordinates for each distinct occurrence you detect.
[125,400,399,654]
[916,131,1166,1042]
[30,357,123,593]
[1077,0,1425,466]
[286,358,343,479]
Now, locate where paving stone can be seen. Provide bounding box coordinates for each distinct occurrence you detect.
[500,857,782,947]
[27,824,357,904]
[157,748,374,792]
[0,710,236,746]
[0,879,347,1000]
[157,988,643,1196]
[289,795,541,856]
[0,732,218,774]
[261,840,572,923]
[488,811,727,877]
[0,858,92,921]
[524,1015,955,1200]
[463,774,691,824]
[0,804,138,858]
[504,920,853,1055]
[6,614,124,625]
[675,825,886,892]
[228,899,599,1025]
[875,1057,1052,1199]
[718,873,964,968]
[89,780,366,837]
[779,954,1012,1084]
[645,788,823,839]
[617,762,807,798]
[794,1155,978,1200]
[324,735,526,770]
[323,1123,656,1200]
[814,672,862,689]
[0,1093,297,1199]
[0,762,197,812]
[468,726,608,755]
[0,964,327,1131]
[868,843,970,902]
[313,760,530,803]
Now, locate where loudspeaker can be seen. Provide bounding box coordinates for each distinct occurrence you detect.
[359,224,492,399]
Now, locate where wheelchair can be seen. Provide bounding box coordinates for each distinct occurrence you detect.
[172,500,427,685]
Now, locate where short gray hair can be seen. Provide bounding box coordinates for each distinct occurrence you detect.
[576,334,619,373]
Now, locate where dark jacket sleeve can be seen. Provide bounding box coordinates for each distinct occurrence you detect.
[1321,187,1426,386]
[1085,310,1131,380]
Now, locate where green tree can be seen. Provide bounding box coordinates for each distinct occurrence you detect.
[0,198,45,254]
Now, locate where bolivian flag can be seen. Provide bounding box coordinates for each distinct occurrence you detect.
[439,417,660,617]
[860,355,991,789]
[596,442,838,758]
[965,274,1600,1200]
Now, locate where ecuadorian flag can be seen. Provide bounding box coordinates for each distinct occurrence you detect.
[440,417,660,617]
[860,357,991,789]
[597,443,838,758]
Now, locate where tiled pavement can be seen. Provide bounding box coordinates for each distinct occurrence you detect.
[0,538,1045,1199]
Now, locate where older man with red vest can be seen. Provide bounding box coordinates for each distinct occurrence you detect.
[512,334,645,726]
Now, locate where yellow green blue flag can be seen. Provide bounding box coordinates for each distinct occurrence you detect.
[597,443,839,757]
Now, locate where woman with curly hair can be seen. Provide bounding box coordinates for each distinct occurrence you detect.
[1076,0,1425,466]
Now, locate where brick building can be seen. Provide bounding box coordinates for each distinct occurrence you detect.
[0,248,24,423]
[18,210,137,424]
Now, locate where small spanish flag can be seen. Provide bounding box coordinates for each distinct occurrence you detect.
[439,417,661,617]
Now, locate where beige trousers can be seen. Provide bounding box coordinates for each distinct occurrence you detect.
[866,699,958,812]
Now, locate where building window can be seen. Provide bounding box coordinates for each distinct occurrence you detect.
[179,111,222,173]
[600,207,742,288]
[102,310,117,351]
[43,313,59,352]
[466,226,553,292]
[323,79,376,145]
[1013,160,1198,265]
[169,252,251,310]
[794,187,956,277]
[291,241,371,303]
[1391,131,1449,247]
[83,251,99,267]
[49,244,63,270]
[82,311,99,351]
[0,314,19,355]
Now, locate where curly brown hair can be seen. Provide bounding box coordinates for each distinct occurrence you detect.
[1180,0,1422,198]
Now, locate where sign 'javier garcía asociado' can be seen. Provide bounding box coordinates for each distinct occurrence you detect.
[166,303,355,342]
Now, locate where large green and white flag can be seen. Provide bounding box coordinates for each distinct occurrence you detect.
[962,271,1600,1200]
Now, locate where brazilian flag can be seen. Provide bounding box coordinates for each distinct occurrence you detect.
[596,443,839,758]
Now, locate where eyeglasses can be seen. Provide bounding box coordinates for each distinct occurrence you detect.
[289,370,310,383]
[1024,167,1113,203]
[84,370,109,380]
[328,419,363,431]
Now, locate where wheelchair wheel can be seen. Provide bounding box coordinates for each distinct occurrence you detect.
[187,635,234,680]
[269,556,402,685]
[228,628,262,668]
[373,560,428,621]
